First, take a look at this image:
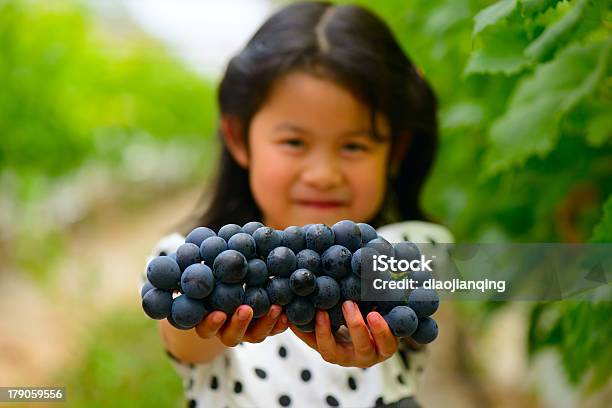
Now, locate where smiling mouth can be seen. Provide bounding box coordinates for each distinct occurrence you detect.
[296,200,347,209]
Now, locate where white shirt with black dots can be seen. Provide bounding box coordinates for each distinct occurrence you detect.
[141,222,453,408]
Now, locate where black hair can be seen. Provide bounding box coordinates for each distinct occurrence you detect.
[183,1,438,233]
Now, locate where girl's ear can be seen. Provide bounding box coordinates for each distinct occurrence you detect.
[221,115,249,169]
[390,130,412,176]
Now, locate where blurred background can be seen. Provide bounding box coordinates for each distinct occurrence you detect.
[0,0,610,407]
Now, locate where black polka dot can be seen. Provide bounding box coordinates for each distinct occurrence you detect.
[224,355,230,367]
[278,345,287,358]
[326,395,339,406]
[187,399,196,408]
[361,367,367,371]
[255,368,267,379]
[210,375,218,390]
[347,376,357,390]
[159,251,167,256]
[279,395,291,406]
[375,396,384,407]
[187,377,194,390]
[397,373,405,384]
[300,369,311,382]
[234,380,243,393]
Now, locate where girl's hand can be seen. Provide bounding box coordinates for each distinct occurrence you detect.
[290,301,399,368]
[194,304,289,347]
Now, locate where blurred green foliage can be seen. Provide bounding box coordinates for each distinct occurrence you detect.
[336,0,611,391]
[56,304,184,407]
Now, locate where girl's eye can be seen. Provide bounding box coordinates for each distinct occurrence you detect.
[343,142,369,152]
[281,138,304,148]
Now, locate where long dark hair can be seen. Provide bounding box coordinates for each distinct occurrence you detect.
[183,1,438,233]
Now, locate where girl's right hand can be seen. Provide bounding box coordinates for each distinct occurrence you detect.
[194,304,288,347]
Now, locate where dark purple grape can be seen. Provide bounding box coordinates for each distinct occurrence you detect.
[142,288,173,319]
[351,247,379,277]
[217,224,244,241]
[383,306,418,337]
[308,276,340,310]
[305,224,334,254]
[180,263,214,299]
[243,221,265,235]
[200,236,228,267]
[411,317,438,344]
[140,281,155,299]
[286,297,315,325]
[295,319,315,333]
[366,237,394,257]
[146,256,181,291]
[289,268,316,296]
[282,226,306,253]
[266,246,296,278]
[228,232,257,260]
[407,287,439,317]
[296,249,321,275]
[320,245,351,280]
[253,227,283,257]
[327,302,345,330]
[171,294,209,328]
[209,283,244,315]
[332,220,361,252]
[245,258,268,287]
[266,277,294,306]
[243,287,271,318]
[176,243,203,271]
[339,274,361,301]
[185,227,216,247]
[213,250,248,283]
[357,223,378,246]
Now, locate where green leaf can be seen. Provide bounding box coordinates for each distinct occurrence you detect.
[525,0,594,61]
[465,24,531,74]
[590,195,612,242]
[586,106,612,147]
[484,41,609,174]
[519,0,566,15]
[473,0,517,38]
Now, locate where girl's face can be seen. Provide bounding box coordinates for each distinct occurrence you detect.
[233,71,391,230]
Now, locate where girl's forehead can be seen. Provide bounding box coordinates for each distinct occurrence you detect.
[258,71,390,135]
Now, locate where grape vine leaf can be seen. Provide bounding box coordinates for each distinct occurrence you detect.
[473,0,517,38]
[525,0,594,61]
[590,195,612,242]
[483,41,610,175]
[465,24,531,74]
[519,0,566,16]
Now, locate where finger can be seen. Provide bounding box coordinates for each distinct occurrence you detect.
[314,310,339,364]
[269,314,289,336]
[343,301,377,362]
[244,305,282,341]
[289,323,318,350]
[367,311,399,359]
[218,305,253,346]
[195,311,227,339]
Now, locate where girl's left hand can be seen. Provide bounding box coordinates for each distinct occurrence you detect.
[289,300,399,368]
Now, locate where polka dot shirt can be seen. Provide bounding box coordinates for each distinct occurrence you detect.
[142,222,453,408]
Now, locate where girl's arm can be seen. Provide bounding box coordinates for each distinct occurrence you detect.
[159,319,227,364]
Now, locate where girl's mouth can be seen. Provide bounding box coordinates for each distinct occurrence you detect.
[295,200,347,209]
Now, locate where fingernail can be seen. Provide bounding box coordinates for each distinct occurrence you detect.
[238,307,251,321]
[368,312,382,326]
[270,306,281,319]
[213,313,225,325]
[343,300,354,314]
[280,315,287,325]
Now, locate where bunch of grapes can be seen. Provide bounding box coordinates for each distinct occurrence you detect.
[141,220,439,344]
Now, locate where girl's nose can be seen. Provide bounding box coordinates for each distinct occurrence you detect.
[301,158,344,190]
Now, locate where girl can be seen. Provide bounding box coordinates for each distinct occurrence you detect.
[146,1,451,407]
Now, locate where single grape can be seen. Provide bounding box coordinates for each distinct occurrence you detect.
[289,268,316,296]
[140,280,155,299]
[171,294,209,328]
[217,224,244,241]
[176,243,203,271]
[351,246,379,277]
[228,232,257,260]
[245,258,269,287]
[305,224,334,254]
[357,223,378,246]
[146,256,181,291]
[295,319,315,333]
[243,287,271,318]
[209,283,244,315]
[308,276,340,310]
[383,306,418,337]
[332,220,361,252]
[285,297,315,325]
[282,226,306,253]
[320,245,351,280]
[252,227,283,257]
[213,250,248,284]
[200,236,228,267]
[366,237,394,258]
[185,227,216,247]
[411,317,438,344]
[142,288,173,319]
[266,277,295,306]
[407,287,439,317]
[339,274,361,301]
[296,249,321,275]
[180,263,215,299]
[243,221,265,235]
[266,246,296,278]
